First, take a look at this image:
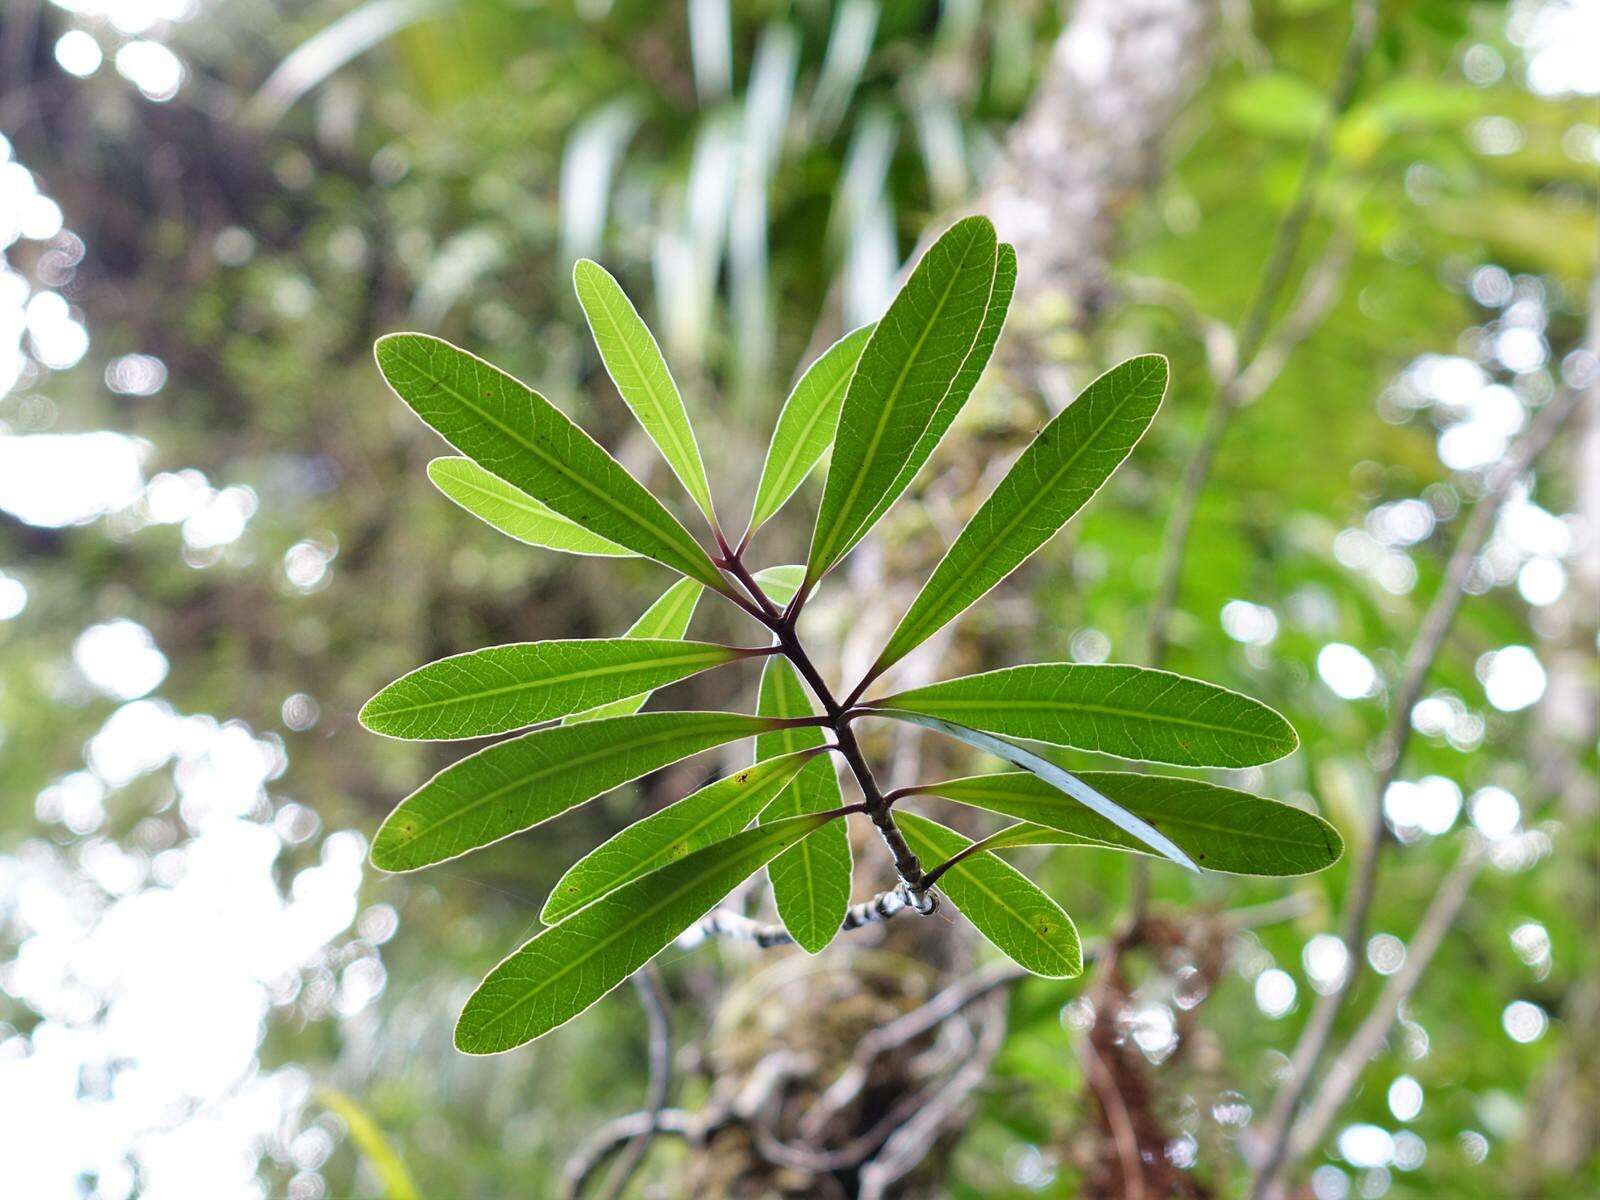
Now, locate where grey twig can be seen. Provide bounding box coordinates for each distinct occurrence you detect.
[1250,383,1585,1197]
[683,882,937,950]
[1285,840,1485,1161]
[800,960,1028,1140]
[588,965,672,1200]
[1144,0,1378,670]
[563,1109,699,1200]
[856,993,1010,1200]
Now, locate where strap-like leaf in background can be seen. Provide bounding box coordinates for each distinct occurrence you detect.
[541,748,820,923]
[833,242,1017,567]
[427,457,633,556]
[756,659,852,953]
[925,771,1344,876]
[894,811,1081,978]
[374,334,728,591]
[360,638,749,741]
[873,663,1298,768]
[565,579,702,724]
[871,354,1168,676]
[370,711,789,872]
[456,812,835,1052]
[806,216,998,583]
[573,260,718,524]
[874,711,1200,872]
[745,323,874,538]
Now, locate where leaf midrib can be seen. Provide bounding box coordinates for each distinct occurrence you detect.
[442,466,576,524]
[880,696,1281,744]
[398,342,715,584]
[753,356,857,529]
[388,715,764,858]
[944,789,1326,849]
[587,274,711,512]
[472,822,802,1043]
[372,644,733,720]
[549,753,809,921]
[887,365,1153,658]
[842,255,1008,558]
[813,237,985,574]
[901,822,1076,973]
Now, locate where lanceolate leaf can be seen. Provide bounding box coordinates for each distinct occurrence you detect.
[875,711,1199,872]
[745,323,874,537]
[756,659,851,954]
[872,354,1168,676]
[873,664,1298,768]
[456,812,834,1052]
[894,811,1081,978]
[565,579,702,724]
[428,457,633,556]
[835,242,1017,567]
[371,712,789,872]
[541,748,820,923]
[374,334,727,591]
[806,217,999,583]
[573,260,717,523]
[360,638,750,741]
[751,564,804,608]
[925,772,1345,876]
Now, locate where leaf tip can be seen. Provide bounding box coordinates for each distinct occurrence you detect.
[451,1010,497,1056]
[370,810,423,874]
[355,693,386,734]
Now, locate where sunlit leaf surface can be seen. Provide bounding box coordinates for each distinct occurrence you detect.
[746,323,873,536]
[541,748,819,923]
[895,811,1081,978]
[360,638,746,740]
[929,771,1344,876]
[371,712,785,871]
[873,663,1298,768]
[806,217,999,582]
[574,259,717,523]
[375,334,726,589]
[873,354,1167,674]
[427,457,632,557]
[456,812,833,1052]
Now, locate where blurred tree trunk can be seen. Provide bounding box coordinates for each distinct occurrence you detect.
[645,5,1222,1197]
[986,0,1217,351]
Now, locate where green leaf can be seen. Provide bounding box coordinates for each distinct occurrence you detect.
[872,664,1298,768]
[573,260,718,523]
[872,355,1167,676]
[835,242,1017,567]
[541,748,820,923]
[745,323,874,537]
[751,564,804,608]
[456,811,834,1052]
[1224,71,1330,139]
[806,217,999,583]
[360,638,748,741]
[565,579,703,724]
[879,711,1199,872]
[371,711,788,872]
[426,457,633,557]
[926,772,1345,876]
[894,811,1080,978]
[756,659,851,954]
[374,334,727,591]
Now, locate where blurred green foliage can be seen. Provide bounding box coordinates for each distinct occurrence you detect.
[0,0,1593,1197]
